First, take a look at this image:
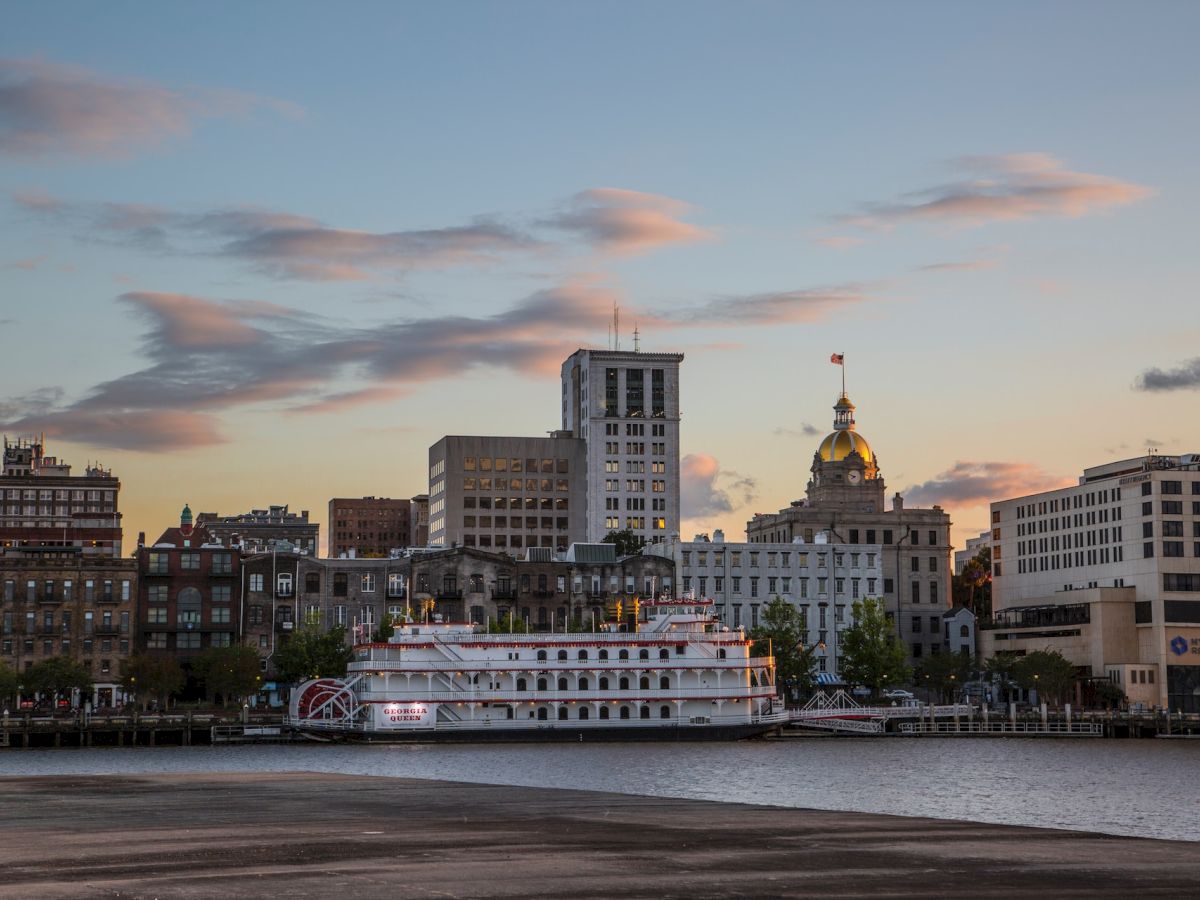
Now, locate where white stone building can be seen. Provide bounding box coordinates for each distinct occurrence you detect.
[645,530,884,680]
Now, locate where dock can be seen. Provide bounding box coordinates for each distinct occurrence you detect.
[2,772,1200,897]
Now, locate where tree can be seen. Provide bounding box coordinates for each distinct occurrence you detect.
[272,626,354,685]
[0,660,18,707]
[1014,650,1077,706]
[602,529,646,558]
[957,547,993,616]
[914,652,972,703]
[121,654,185,710]
[372,613,398,643]
[192,645,262,706]
[749,597,818,701]
[486,612,530,634]
[1091,680,1126,710]
[839,597,909,696]
[983,651,1021,705]
[26,656,93,706]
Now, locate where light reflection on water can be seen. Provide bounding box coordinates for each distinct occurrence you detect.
[3,738,1197,842]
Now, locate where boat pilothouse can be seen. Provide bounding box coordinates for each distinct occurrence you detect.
[287,598,787,741]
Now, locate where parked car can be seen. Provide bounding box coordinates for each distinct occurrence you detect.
[881,689,915,701]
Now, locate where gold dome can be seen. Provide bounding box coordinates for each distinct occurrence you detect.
[818,430,874,466]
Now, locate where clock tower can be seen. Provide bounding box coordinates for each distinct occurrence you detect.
[806,393,886,512]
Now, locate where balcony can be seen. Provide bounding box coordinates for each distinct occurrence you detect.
[436,588,463,601]
[37,593,61,605]
[93,623,120,635]
[491,588,518,601]
[96,593,120,604]
[981,603,1090,631]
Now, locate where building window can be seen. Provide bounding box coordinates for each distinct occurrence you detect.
[180,552,200,570]
[249,574,264,592]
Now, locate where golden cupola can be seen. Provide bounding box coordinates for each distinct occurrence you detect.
[816,394,877,475]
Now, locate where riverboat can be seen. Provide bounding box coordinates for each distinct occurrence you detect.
[286,599,786,741]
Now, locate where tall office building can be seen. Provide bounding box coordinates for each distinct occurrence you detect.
[560,348,683,544]
[982,453,1200,711]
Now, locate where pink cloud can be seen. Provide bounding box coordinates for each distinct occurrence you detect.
[903,461,1074,507]
[681,453,757,518]
[843,154,1151,229]
[0,57,300,160]
[5,408,226,451]
[546,188,713,255]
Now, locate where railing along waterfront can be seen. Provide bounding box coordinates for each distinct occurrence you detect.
[353,656,775,672]
[898,720,1103,736]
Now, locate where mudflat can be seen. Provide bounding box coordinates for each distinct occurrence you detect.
[1,772,1198,898]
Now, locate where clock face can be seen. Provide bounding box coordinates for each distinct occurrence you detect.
[847,470,862,485]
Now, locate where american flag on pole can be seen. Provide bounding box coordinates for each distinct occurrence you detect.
[830,353,844,365]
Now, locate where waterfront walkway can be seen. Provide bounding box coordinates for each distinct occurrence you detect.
[2,772,1199,897]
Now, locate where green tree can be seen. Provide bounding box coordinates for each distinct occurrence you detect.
[0,660,19,707]
[839,597,909,696]
[486,611,530,633]
[1014,649,1077,706]
[749,597,818,701]
[953,547,993,616]
[1092,680,1126,710]
[372,613,398,643]
[192,645,263,706]
[26,656,93,705]
[121,654,185,710]
[272,626,354,685]
[982,651,1021,705]
[602,529,646,557]
[914,652,972,703]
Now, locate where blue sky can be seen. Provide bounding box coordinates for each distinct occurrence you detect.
[3,2,1198,547]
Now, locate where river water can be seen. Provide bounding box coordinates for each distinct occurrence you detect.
[3,739,1197,841]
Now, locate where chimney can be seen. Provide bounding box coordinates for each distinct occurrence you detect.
[893,492,904,512]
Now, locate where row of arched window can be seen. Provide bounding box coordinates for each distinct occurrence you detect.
[516,675,673,692]
[533,705,673,721]
[536,647,672,661]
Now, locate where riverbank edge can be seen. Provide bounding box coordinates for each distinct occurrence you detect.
[3,772,1200,898]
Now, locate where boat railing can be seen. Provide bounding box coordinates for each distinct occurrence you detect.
[352,655,776,671]
[350,686,779,703]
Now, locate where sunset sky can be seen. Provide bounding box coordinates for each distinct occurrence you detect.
[3,3,1198,552]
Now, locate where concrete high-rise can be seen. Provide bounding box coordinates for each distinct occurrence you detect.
[560,348,683,544]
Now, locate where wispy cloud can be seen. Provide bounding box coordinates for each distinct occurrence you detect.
[811,234,863,250]
[773,423,821,438]
[0,57,300,160]
[542,188,713,255]
[681,453,757,518]
[4,255,45,270]
[903,461,1072,507]
[1135,358,1200,392]
[841,153,1150,229]
[916,258,999,273]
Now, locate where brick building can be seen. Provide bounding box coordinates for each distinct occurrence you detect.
[136,506,241,689]
[196,505,319,555]
[1,548,136,708]
[327,496,412,557]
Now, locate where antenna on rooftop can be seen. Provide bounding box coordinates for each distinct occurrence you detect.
[613,302,620,351]
[633,323,640,352]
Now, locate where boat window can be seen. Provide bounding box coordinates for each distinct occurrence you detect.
[558,707,568,720]
[659,676,669,690]
[537,708,548,720]
[718,649,726,659]
[599,677,609,690]
[639,676,650,690]
[619,677,629,690]
[557,677,568,691]
[640,706,650,719]
[578,677,589,691]
[537,650,547,661]
[639,649,649,660]
[620,706,630,719]
[537,678,548,691]
[619,649,629,660]
[579,707,589,720]
[659,648,669,660]
[599,649,609,661]
[578,649,588,661]
[557,650,568,661]
[599,707,609,719]
[660,705,671,719]
[516,678,527,691]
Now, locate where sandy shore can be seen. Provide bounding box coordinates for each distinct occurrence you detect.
[1,772,1198,898]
